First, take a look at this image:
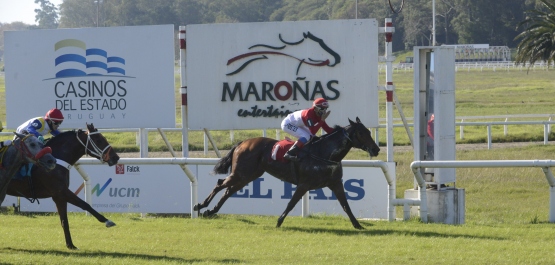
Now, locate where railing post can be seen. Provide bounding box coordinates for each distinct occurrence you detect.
[460,119,464,139]
[544,124,549,145]
[504,118,508,136]
[487,125,492,149]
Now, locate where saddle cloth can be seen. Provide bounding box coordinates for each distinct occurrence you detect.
[271,139,295,162]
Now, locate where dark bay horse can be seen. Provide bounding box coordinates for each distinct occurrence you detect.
[195,117,380,229]
[6,123,120,250]
[0,133,56,205]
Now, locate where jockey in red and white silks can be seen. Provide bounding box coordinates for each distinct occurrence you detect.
[280,98,333,162]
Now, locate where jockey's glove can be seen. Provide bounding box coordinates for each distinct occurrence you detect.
[0,140,12,148]
[321,110,331,121]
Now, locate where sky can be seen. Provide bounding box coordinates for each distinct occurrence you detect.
[0,0,63,25]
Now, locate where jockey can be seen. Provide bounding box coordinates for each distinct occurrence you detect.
[16,108,64,143]
[280,98,333,162]
[12,108,64,177]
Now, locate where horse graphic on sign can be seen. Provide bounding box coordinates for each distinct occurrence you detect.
[226,32,341,80]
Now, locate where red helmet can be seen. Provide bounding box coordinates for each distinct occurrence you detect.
[45,108,64,121]
[313,98,329,108]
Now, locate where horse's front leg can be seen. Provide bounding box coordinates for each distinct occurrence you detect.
[52,196,78,250]
[62,188,115,227]
[277,185,309,228]
[328,180,363,229]
[0,176,13,206]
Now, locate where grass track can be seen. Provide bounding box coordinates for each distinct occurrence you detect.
[1,145,555,264]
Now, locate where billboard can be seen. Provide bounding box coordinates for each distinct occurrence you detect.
[4,25,175,129]
[186,19,379,130]
[4,162,394,219]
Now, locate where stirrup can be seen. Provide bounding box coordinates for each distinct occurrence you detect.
[284,153,299,162]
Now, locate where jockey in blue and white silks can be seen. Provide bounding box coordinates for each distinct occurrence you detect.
[16,108,64,142]
[11,108,64,177]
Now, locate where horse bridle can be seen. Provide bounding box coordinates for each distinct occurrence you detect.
[14,134,48,163]
[76,130,112,162]
[343,126,370,152]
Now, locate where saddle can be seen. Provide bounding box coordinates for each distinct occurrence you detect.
[271,139,295,162]
[270,136,321,162]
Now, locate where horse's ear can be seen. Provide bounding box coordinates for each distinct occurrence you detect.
[348,118,355,126]
[14,132,25,139]
[356,117,361,123]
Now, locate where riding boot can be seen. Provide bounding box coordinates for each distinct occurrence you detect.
[284,141,304,162]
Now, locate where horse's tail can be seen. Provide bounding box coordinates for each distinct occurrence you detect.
[212,141,242,175]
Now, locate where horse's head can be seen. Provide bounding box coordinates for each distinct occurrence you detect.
[347,117,380,157]
[81,123,120,166]
[13,132,57,171]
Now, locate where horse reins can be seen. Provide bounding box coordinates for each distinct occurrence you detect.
[342,127,370,152]
[76,130,112,162]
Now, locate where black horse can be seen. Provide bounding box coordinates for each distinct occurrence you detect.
[6,123,120,250]
[194,117,380,229]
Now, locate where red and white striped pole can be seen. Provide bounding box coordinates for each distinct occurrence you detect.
[179,26,189,157]
[384,18,395,162]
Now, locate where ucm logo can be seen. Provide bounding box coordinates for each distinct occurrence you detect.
[74,178,112,196]
[74,178,140,197]
[91,178,113,196]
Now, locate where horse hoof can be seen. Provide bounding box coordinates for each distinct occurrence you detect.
[193,204,201,211]
[202,210,217,217]
[67,245,79,250]
[105,220,116,228]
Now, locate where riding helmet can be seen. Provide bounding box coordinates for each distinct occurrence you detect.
[313,98,329,108]
[45,108,64,121]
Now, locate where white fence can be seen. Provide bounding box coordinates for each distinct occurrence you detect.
[2,114,553,153]
[373,114,555,149]
[411,160,555,223]
[381,61,555,72]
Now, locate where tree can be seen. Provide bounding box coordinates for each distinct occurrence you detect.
[34,0,59,29]
[514,0,555,68]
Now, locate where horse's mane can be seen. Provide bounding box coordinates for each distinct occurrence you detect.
[45,130,82,146]
[309,125,344,145]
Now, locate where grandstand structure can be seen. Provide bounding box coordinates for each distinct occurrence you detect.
[442,44,511,62]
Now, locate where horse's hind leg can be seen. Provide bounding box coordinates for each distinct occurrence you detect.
[328,180,363,229]
[61,189,115,227]
[202,180,252,217]
[52,196,78,250]
[276,185,309,228]
[194,178,229,211]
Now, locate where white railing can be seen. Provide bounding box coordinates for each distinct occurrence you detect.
[410,160,555,223]
[1,114,553,152]
[379,61,555,72]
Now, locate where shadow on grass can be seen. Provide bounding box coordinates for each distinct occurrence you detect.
[2,247,243,264]
[280,225,508,240]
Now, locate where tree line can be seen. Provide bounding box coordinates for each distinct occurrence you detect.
[1,0,553,62]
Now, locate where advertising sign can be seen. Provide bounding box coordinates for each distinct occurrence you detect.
[4,162,394,219]
[4,25,175,129]
[187,20,379,130]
